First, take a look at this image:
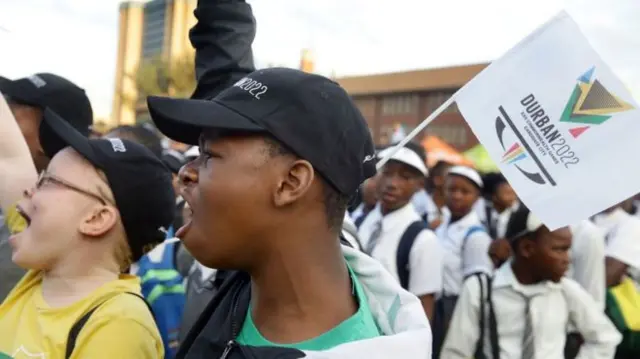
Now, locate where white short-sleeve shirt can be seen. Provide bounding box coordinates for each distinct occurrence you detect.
[567,220,606,311]
[436,210,493,296]
[593,208,640,277]
[441,262,622,359]
[357,203,443,297]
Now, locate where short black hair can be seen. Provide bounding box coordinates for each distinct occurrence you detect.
[504,204,544,252]
[482,172,508,198]
[432,160,453,176]
[264,136,349,232]
[107,125,163,158]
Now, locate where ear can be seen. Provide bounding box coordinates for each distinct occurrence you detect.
[519,237,536,259]
[273,159,315,207]
[78,205,119,238]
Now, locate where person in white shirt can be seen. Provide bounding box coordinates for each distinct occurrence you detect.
[481,173,519,239]
[592,203,640,286]
[351,174,379,226]
[566,220,606,310]
[441,205,622,359]
[358,146,443,321]
[412,161,453,229]
[432,165,494,356]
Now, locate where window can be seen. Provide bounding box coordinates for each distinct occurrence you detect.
[381,95,417,116]
[142,0,167,59]
[427,125,468,147]
[425,91,457,114]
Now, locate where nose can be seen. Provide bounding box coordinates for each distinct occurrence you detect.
[449,189,463,201]
[384,173,402,190]
[178,161,199,193]
[23,187,35,198]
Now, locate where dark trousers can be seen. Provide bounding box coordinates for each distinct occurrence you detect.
[432,296,459,359]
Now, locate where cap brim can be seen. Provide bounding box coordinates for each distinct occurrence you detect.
[0,79,36,106]
[40,108,99,164]
[147,96,266,145]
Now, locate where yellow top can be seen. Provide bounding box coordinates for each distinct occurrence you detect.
[0,270,163,359]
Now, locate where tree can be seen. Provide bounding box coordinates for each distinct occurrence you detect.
[119,52,197,108]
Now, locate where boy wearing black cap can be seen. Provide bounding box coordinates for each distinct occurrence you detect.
[0,73,93,171]
[0,104,175,358]
[148,67,433,358]
[441,205,621,359]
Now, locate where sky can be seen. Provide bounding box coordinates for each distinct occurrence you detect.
[0,0,638,119]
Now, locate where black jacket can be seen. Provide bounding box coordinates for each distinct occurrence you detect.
[189,0,256,101]
[176,271,307,359]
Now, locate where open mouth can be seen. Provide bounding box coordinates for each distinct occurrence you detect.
[16,205,31,226]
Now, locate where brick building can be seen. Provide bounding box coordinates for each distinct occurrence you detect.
[336,63,488,151]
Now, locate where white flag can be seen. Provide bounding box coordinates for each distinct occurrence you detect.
[455,11,639,230]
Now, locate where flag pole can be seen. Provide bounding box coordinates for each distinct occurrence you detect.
[376,94,458,170]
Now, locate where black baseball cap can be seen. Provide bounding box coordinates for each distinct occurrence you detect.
[39,108,175,261]
[147,67,376,195]
[1,73,93,136]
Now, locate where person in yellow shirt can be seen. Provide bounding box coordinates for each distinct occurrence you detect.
[0,100,175,358]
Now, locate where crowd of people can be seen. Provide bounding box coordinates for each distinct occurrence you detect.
[0,0,638,359]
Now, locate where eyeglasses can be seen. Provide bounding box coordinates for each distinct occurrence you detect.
[36,172,112,205]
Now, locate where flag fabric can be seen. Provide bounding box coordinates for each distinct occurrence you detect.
[455,11,639,230]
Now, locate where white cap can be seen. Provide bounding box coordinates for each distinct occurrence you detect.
[184,146,200,159]
[526,211,543,233]
[377,146,428,176]
[447,166,483,189]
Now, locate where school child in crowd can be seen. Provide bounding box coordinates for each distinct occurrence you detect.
[592,201,640,285]
[432,166,494,357]
[0,101,174,357]
[351,175,379,226]
[357,146,443,321]
[440,205,622,359]
[0,73,93,302]
[480,173,518,239]
[103,123,189,358]
[148,64,433,358]
[418,160,454,229]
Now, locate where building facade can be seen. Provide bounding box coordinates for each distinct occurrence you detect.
[336,63,487,150]
[111,0,196,127]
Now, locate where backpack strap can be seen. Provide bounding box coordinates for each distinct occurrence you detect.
[485,206,498,239]
[354,211,369,229]
[473,273,500,359]
[65,292,152,359]
[461,225,486,257]
[396,221,428,290]
[474,273,486,359]
[486,276,500,359]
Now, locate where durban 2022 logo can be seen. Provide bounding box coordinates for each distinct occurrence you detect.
[495,66,634,187]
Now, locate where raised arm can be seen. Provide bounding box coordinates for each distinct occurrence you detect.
[189,0,256,100]
[0,94,38,215]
